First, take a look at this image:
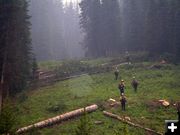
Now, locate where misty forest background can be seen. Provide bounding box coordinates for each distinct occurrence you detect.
[29,0,180,60]
[0,0,180,110]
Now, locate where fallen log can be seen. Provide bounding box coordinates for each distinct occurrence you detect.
[17,104,98,134]
[103,111,163,135]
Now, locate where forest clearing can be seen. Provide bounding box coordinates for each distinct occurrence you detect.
[13,58,180,135]
[1,0,180,135]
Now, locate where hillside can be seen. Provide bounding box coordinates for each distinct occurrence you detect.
[16,61,180,135]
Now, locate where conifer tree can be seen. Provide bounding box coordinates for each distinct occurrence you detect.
[75,109,92,135]
[80,0,121,57]
[0,0,32,109]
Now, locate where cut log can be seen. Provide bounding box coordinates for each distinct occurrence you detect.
[158,99,170,107]
[17,104,98,134]
[94,120,104,125]
[108,98,116,102]
[124,116,131,121]
[103,111,163,135]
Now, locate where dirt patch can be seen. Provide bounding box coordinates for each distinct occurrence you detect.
[97,98,121,111]
[107,98,120,108]
[145,99,174,112]
[145,100,162,111]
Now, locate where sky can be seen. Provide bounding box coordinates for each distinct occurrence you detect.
[62,0,81,5]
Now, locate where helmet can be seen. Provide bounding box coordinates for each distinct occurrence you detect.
[121,80,124,82]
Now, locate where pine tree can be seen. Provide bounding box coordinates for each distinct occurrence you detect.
[32,56,38,80]
[0,0,32,109]
[172,0,180,62]
[75,109,92,135]
[80,0,121,57]
[80,0,102,57]
[101,0,121,56]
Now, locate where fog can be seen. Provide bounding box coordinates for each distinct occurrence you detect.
[29,0,84,61]
[28,0,180,61]
[0,1,180,134]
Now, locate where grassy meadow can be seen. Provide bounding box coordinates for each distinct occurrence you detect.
[16,60,180,135]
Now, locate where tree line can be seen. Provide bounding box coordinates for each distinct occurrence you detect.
[79,0,180,62]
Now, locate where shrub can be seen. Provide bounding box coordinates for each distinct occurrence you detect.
[96,101,106,111]
[129,51,150,62]
[122,124,130,135]
[0,100,18,135]
[55,60,90,78]
[75,109,92,135]
[114,124,129,135]
[160,53,176,63]
[18,91,28,103]
[46,101,66,113]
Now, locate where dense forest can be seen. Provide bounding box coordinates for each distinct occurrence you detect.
[80,0,180,61]
[28,0,180,61]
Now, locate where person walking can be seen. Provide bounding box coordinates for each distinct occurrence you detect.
[131,76,139,92]
[120,94,127,111]
[118,80,125,95]
[114,67,119,80]
[125,51,130,64]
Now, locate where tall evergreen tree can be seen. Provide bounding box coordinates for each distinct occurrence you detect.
[101,0,121,55]
[172,0,180,62]
[63,1,84,59]
[80,0,102,57]
[80,0,121,57]
[0,0,32,110]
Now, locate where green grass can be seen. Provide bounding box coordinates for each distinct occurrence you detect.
[16,62,180,135]
[38,57,113,70]
[38,60,63,70]
[82,57,114,66]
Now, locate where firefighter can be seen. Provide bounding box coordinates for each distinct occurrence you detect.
[114,67,119,80]
[118,80,125,95]
[131,76,139,92]
[120,93,127,111]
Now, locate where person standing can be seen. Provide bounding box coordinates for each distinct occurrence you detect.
[114,67,119,80]
[125,51,130,64]
[118,80,125,95]
[131,77,139,92]
[120,94,127,111]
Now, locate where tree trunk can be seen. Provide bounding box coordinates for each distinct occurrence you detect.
[0,62,5,112]
[103,111,163,135]
[17,104,98,134]
[0,83,3,112]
